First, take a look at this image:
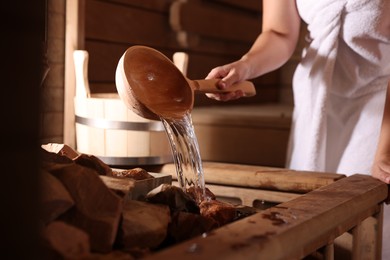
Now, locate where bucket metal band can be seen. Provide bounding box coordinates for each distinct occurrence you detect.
[97,155,173,166]
[75,115,165,131]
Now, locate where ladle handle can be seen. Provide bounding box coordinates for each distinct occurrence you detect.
[192,79,256,97]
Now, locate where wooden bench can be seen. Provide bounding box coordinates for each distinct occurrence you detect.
[152,162,389,259]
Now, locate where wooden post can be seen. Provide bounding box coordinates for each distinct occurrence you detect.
[64,0,85,148]
[352,205,384,260]
[324,243,334,260]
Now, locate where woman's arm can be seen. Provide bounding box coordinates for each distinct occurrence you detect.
[372,81,390,184]
[205,0,301,100]
[243,0,302,77]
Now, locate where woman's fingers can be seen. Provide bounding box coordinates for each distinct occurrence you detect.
[372,160,390,184]
[205,90,244,101]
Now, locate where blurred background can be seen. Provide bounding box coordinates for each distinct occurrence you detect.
[41,0,307,169]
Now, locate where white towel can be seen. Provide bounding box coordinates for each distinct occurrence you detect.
[287,0,390,175]
[287,3,390,258]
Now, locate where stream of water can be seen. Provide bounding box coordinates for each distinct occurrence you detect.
[160,112,206,203]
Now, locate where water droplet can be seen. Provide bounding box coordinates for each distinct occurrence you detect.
[187,243,200,253]
[173,97,184,102]
[147,73,155,81]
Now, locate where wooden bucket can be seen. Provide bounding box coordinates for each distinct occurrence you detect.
[73,50,172,166]
[74,93,172,166]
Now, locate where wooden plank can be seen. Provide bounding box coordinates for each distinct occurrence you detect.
[210,0,262,13]
[85,41,245,88]
[185,51,243,80]
[147,174,388,259]
[203,183,300,207]
[85,0,174,45]
[84,28,250,59]
[85,41,248,88]
[187,36,251,55]
[194,125,290,167]
[103,0,262,17]
[85,42,176,83]
[159,162,345,193]
[168,180,299,208]
[84,42,127,84]
[89,82,116,94]
[170,1,261,43]
[192,104,293,128]
[102,0,174,12]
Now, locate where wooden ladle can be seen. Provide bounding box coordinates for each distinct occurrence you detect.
[115,45,256,120]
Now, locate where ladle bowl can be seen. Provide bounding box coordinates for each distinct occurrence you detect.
[115,45,256,120]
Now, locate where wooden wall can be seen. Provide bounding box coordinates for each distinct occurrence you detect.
[41,0,66,144]
[81,0,281,107]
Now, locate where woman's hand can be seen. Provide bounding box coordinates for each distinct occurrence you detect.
[371,155,390,184]
[205,60,251,101]
[372,81,390,184]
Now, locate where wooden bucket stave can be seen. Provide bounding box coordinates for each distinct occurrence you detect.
[74,94,172,166]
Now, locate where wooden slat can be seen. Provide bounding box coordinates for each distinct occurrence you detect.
[85,42,127,83]
[194,125,289,167]
[192,104,292,128]
[170,35,251,56]
[159,162,345,193]
[168,180,299,207]
[85,41,249,81]
[170,0,261,44]
[85,42,178,83]
[204,183,300,206]
[146,174,388,260]
[89,82,116,94]
[210,0,262,13]
[186,52,239,79]
[85,0,174,45]
[103,0,174,12]
[85,28,250,58]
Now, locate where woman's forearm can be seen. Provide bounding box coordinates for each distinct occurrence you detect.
[372,82,390,184]
[375,82,390,158]
[240,0,301,79]
[241,30,300,79]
